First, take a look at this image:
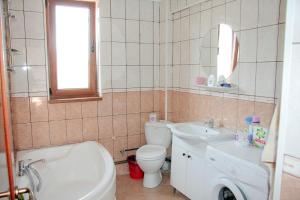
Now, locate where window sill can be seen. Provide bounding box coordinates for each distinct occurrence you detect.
[49,96,102,104]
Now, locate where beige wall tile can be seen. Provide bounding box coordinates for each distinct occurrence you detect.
[66,119,83,143]
[99,138,114,156]
[32,121,50,148]
[238,99,255,130]
[98,93,112,116]
[113,92,127,115]
[127,113,141,135]
[13,123,32,150]
[82,101,98,118]
[222,98,238,130]
[141,91,154,112]
[254,101,275,127]
[30,97,48,122]
[66,102,82,119]
[154,90,160,112]
[11,97,30,124]
[113,115,127,137]
[128,135,140,149]
[209,95,224,124]
[140,132,146,145]
[114,136,127,161]
[116,163,129,175]
[49,120,67,145]
[127,91,140,114]
[48,103,66,121]
[140,112,149,133]
[83,117,98,141]
[98,116,113,139]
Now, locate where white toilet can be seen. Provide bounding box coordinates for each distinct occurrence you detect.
[136,121,172,188]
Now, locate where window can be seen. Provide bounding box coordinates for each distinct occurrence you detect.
[46,0,97,99]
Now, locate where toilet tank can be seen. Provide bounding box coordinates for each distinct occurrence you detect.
[145,121,172,148]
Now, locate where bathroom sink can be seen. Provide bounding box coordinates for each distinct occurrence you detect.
[167,122,232,144]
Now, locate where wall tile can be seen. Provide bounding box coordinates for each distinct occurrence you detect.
[10,39,26,66]
[48,103,66,121]
[100,18,111,42]
[111,0,125,19]
[26,39,45,65]
[238,63,256,96]
[100,0,111,17]
[83,117,99,141]
[100,138,114,156]
[11,97,30,124]
[127,91,141,114]
[212,4,225,28]
[126,43,139,65]
[112,18,125,42]
[128,135,140,149]
[140,21,154,43]
[113,136,127,161]
[141,91,154,112]
[28,66,47,92]
[126,0,139,20]
[127,113,141,135]
[140,0,153,21]
[8,0,23,10]
[126,20,139,42]
[127,66,140,88]
[66,102,82,119]
[257,25,279,62]
[100,42,111,65]
[98,116,113,139]
[13,123,32,150]
[10,67,28,94]
[141,66,154,88]
[226,0,241,31]
[24,12,44,39]
[140,44,154,65]
[32,122,50,148]
[30,97,48,122]
[24,0,44,12]
[256,62,276,98]
[113,92,127,115]
[241,0,258,30]
[49,120,67,145]
[240,29,257,62]
[112,66,127,89]
[237,100,254,129]
[82,101,98,118]
[66,119,83,143]
[98,93,113,116]
[9,11,25,38]
[258,0,280,27]
[254,102,275,127]
[113,115,127,137]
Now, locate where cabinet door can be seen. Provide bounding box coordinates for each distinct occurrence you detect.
[186,152,205,200]
[170,144,187,193]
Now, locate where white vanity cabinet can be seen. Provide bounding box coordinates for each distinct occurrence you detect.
[170,135,205,200]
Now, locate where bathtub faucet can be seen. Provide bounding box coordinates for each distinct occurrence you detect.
[18,159,45,195]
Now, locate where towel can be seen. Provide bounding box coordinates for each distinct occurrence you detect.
[261,101,280,200]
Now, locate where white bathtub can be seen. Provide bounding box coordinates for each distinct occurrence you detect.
[17,141,116,200]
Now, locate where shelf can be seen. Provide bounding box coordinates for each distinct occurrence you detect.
[195,84,238,92]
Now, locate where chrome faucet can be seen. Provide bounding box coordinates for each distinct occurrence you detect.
[205,119,214,128]
[18,159,45,195]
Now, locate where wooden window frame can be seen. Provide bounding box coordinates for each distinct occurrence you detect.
[46,0,97,100]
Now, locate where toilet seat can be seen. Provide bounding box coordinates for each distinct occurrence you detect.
[136,145,166,160]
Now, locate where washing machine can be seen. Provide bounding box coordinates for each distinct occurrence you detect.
[204,141,269,200]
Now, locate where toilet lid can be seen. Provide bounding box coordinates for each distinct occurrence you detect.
[136,145,166,160]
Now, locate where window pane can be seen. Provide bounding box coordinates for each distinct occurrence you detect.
[55,5,90,89]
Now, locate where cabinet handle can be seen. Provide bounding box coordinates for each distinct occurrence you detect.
[182,153,186,156]
[188,155,191,159]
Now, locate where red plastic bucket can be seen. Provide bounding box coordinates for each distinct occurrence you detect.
[127,155,144,179]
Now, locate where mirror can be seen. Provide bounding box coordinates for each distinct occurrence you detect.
[199,24,239,89]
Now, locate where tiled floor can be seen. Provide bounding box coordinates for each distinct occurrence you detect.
[116,174,189,200]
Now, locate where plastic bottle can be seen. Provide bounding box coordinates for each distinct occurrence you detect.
[249,116,260,144]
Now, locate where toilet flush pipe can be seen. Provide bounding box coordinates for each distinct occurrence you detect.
[164,0,171,121]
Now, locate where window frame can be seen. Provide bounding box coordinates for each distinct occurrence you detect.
[46,0,97,100]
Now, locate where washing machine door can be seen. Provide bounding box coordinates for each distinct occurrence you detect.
[210,178,246,200]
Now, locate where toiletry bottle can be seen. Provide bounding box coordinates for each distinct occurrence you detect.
[244,116,253,144]
[249,116,260,144]
[207,75,215,87]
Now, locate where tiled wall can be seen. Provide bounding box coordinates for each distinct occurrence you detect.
[159,0,285,130]
[8,0,164,163]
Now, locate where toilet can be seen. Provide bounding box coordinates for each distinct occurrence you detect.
[136,121,172,188]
